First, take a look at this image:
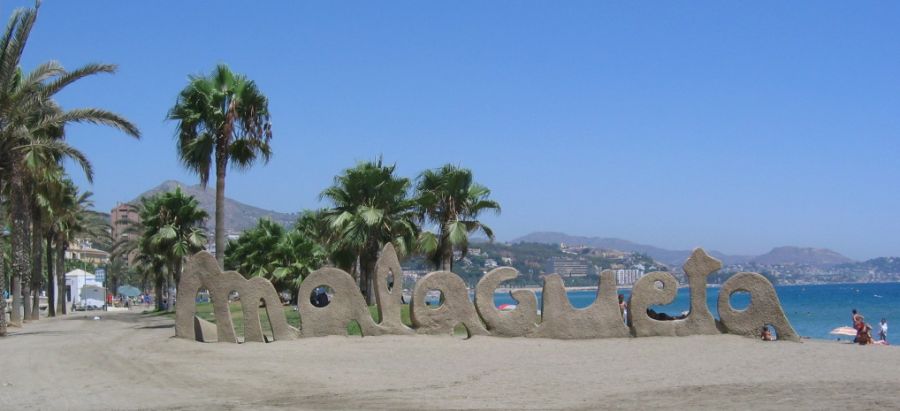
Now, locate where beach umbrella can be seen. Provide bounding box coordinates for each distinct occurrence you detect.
[117,285,141,297]
[829,326,856,337]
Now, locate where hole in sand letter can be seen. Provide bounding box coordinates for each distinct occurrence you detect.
[310,286,333,308]
[730,290,751,311]
[426,289,444,309]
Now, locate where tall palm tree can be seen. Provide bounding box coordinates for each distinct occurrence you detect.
[49,181,103,315]
[0,3,140,330]
[0,207,8,335]
[137,188,207,311]
[168,64,273,268]
[321,158,418,304]
[415,164,501,272]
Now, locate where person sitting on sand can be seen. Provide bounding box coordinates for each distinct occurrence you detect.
[852,309,863,343]
[760,326,773,341]
[855,316,873,345]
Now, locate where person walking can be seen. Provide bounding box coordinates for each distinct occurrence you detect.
[879,319,888,343]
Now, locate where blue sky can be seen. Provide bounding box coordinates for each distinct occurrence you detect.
[8,1,900,259]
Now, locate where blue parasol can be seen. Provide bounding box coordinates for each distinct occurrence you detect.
[117,285,141,297]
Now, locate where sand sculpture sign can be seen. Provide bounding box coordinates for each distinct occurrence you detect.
[175,245,799,343]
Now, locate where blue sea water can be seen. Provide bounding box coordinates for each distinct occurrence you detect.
[492,282,900,340]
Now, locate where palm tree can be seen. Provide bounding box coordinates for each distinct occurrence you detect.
[28,164,61,319]
[224,217,284,280]
[0,3,140,330]
[168,64,273,269]
[49,181,104,315]
[321,158,418,304]
[294,209,356,273]
[225,218,326,301]
[137,188,207,311]
[132,252,168,312]
[0,208,9,335]
[270,229,326,300]
[415,164,501,272]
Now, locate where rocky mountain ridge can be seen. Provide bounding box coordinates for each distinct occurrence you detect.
[511,231,853,267]
[129,180,297,234]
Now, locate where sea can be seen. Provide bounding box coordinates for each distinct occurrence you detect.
[491,282,900,341]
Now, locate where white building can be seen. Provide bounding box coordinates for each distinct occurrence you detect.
[63,269,105,309]
[615,269,645,286]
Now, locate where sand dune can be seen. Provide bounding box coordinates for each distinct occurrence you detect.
[0,311,897,410]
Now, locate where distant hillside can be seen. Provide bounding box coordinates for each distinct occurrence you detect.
[837,257,900,274]
[750,246,853,266]
[129,180,297,234]
[510,232,855,267]
[511,231,753,267]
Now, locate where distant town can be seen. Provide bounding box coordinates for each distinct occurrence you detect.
[59,183,900,290]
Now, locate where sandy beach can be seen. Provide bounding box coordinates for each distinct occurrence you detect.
[0,311,897,410]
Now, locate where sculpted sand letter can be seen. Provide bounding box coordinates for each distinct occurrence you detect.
[176,251,295,343]
[630,248,721,337]
[530,270,629,339]
[297,267,382,337]
[373,244,414,335]
[717,272,800,342]
[474,267,538,337]
[410,271,489,337]
[175,252,208,341]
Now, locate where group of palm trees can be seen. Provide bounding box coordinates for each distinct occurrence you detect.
[223,160,501,305]
[0,2,140,336]
[0,2,504,337]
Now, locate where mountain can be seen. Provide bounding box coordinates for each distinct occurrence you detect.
[750,246,854,266]
[510,231,851,267]
[129,180,297,234]
[511,232,751,267]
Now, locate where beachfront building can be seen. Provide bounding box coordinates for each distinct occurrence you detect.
[615,268,646,286]
[545,257,590,277]
[65,240,110,265]
[110,202,140,241]
[62,269,105,309]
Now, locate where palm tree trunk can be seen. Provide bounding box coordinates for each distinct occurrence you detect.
[442,248,453,272]
[21,211,32,321]
[30,207,42,320]
[0,234,7,336]
[9,273,21,326]
[9,168,29,326]
[46,234,55,317]
[170,258,183,312]
[165,261,176,313]
[440,227,452,272]
[174,257,183,286]
[166,273,175,312]
[360,245,378,305]
[214,143,227,269]
[56,241,67,315]
[108,268,117,306]
[154,275,164,312]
